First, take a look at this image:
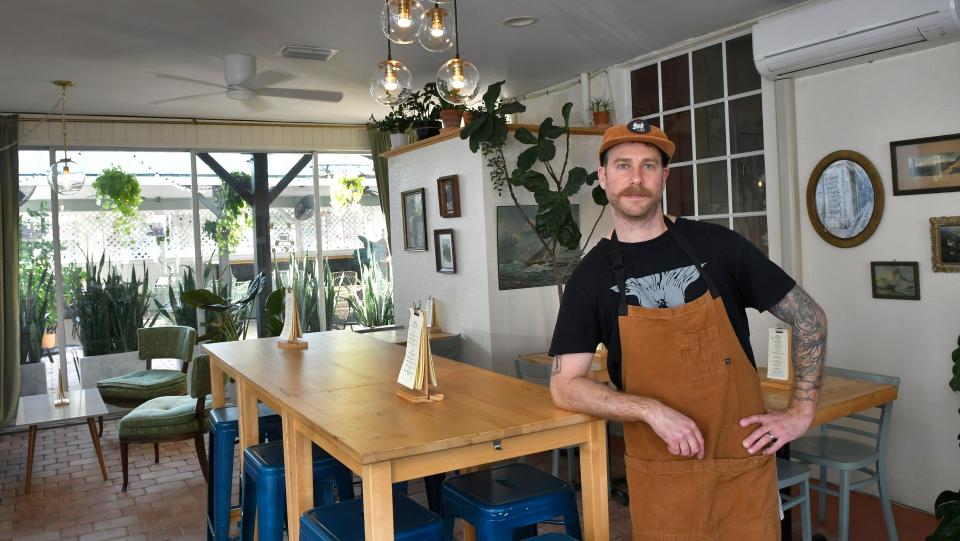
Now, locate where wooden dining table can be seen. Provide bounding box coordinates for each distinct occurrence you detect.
[203,331,610,541]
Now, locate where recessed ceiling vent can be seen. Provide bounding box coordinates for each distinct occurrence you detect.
[278,45,338,61]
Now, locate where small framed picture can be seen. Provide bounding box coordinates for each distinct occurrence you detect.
[401,188,427,251]
[890,133,960,196]
[437,175,461,218]
[930,216,960,272]
[434,229,456,273]
[870,261,920,300]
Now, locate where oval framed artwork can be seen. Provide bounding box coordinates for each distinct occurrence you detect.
[806,150,884,248]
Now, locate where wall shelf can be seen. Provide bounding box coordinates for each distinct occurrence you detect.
[381,124,607,159]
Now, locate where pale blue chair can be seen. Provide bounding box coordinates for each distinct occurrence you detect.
[790,367,899,541]
[777,457,813,541]
[514,357,577,482]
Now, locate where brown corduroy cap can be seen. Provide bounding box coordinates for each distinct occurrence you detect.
[598,118,676,163]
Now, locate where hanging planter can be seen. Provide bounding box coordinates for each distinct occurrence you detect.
[93,166,142,234]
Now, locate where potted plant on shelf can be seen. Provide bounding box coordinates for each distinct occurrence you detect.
[590,96,613,127]
[406,83,442,141]
[372,108,413,150]
[92,166,143,235]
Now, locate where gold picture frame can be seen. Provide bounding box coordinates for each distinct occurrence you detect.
[930,216,960,272]
[806,150,884,248]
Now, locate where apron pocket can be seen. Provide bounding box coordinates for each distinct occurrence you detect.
[625,454,707,537]
[702,455,780,531]
[679,326,728,384]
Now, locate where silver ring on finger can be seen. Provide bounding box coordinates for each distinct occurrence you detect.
[767,431,777,443]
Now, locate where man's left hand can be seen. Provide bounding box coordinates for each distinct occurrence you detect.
[739,408,814,455]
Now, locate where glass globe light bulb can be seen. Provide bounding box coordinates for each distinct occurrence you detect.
[436,57,480,105]
[418,5,454,52]
[370,58,413,106]
[48,157,85,195]
[381,0,425,44]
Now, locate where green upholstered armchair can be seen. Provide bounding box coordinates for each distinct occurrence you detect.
[96,326,196,435]
[118,353,216,491]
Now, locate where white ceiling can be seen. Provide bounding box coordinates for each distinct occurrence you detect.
[0,0,803,124]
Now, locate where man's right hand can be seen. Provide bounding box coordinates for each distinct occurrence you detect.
[644,399,705,459]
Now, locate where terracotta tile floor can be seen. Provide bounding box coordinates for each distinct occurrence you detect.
[0,418,939,540]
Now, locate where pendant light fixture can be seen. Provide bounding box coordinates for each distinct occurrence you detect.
[48,80,85,195]
[435,0,479,105]
[418,2,454,52]
[370,36,413,105]
[380,0,425,45]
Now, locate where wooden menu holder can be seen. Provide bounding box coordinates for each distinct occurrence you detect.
[396,308,444,403]
[277,288,308,350]
[424,296,441,333]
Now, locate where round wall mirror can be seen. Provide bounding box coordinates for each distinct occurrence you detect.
[806,150,884,248]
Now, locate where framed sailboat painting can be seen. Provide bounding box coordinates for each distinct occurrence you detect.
[495,204,580,290]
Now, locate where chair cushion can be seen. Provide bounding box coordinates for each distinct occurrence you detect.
[97,369,187,402]
[790,435,879,469]
[118,395,212,440]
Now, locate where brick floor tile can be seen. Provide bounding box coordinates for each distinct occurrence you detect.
[78,527,130,541]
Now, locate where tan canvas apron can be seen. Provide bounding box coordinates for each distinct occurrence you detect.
[608,220,780,541]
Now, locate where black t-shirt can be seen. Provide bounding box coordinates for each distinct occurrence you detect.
[548,217,795,390]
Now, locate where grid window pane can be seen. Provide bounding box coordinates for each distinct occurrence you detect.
[726,34,761,95]
[729,94,764,154]
[697,161,728,215]
[734,216,768,257]
[662,110,692,164]
[692,43,723,103]
[630,64,659,118]
[695,103,726,159]
[732,155,766,213]
[701,217,729,229]
[666,165,694,217]
[661,54,690,110]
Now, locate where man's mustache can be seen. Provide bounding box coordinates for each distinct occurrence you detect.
[615,187,655,198]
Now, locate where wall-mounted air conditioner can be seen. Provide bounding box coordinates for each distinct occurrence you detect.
[753,0,960,79]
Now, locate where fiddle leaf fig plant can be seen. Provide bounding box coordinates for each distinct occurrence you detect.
[462,81,608,301]
[928,333,960,540]
[93,166,142,234]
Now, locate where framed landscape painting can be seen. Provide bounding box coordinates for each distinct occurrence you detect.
[434,229,456,273]
[930,215,960,272]
[401,188,427,251]
[890,133,960,196]
[870,261,919,300]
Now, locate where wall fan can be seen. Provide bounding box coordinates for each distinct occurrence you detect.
[151,53,343,111]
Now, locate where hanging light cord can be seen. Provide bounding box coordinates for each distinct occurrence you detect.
[0,96,63,153]
[59,85,70,160]
[453,0,460,57]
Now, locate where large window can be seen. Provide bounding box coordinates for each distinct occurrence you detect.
[631,33,768,254]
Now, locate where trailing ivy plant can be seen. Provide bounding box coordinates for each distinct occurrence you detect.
[93,166,142,235]
[202,172,252,253]
[461,81,608,301]
[332,176,365,208]
[929,333,960,540]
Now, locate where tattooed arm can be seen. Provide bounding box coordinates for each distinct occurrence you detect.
[739,284,828,455]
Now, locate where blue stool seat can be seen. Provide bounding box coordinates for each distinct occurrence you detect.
[241,441,354,541]
[300,492,443,541]
[207,404,283,540]
[523,535,578,541]
[442,463,581,541]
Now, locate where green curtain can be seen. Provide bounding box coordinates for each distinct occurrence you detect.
[0,115,20,424]
[366,123,393,252]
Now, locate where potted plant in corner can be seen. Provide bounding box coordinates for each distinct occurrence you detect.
[929,331,960,540]
[590,96,613,128]
[92,166,143,235]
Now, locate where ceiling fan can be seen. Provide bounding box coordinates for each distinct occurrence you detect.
[150,53,343,111]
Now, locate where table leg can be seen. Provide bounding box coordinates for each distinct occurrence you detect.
[86,418,108,480]
[210,356,226,408]
[579,419,610,541]
[25,425,38,494]
[361,461,394,540]
[284,415,313,541]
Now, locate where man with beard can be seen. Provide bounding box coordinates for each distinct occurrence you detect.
[548,119,827,540]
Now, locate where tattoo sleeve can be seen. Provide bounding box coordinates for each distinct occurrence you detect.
[766,285,827,406]
[552,355,562,376]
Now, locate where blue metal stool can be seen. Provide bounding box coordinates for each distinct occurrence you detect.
[241,441,355,541]
[522,535,578,541]
[441,463,582,541]
[207,404,283,541]
[299,492,443,541]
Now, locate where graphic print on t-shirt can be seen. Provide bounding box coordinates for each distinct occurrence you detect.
[610,263,703,308]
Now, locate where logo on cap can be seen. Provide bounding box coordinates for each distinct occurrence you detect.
[627,119,650,134]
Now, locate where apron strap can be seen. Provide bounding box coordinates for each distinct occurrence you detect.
[664,218,720,299]
[607,232,629,316]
